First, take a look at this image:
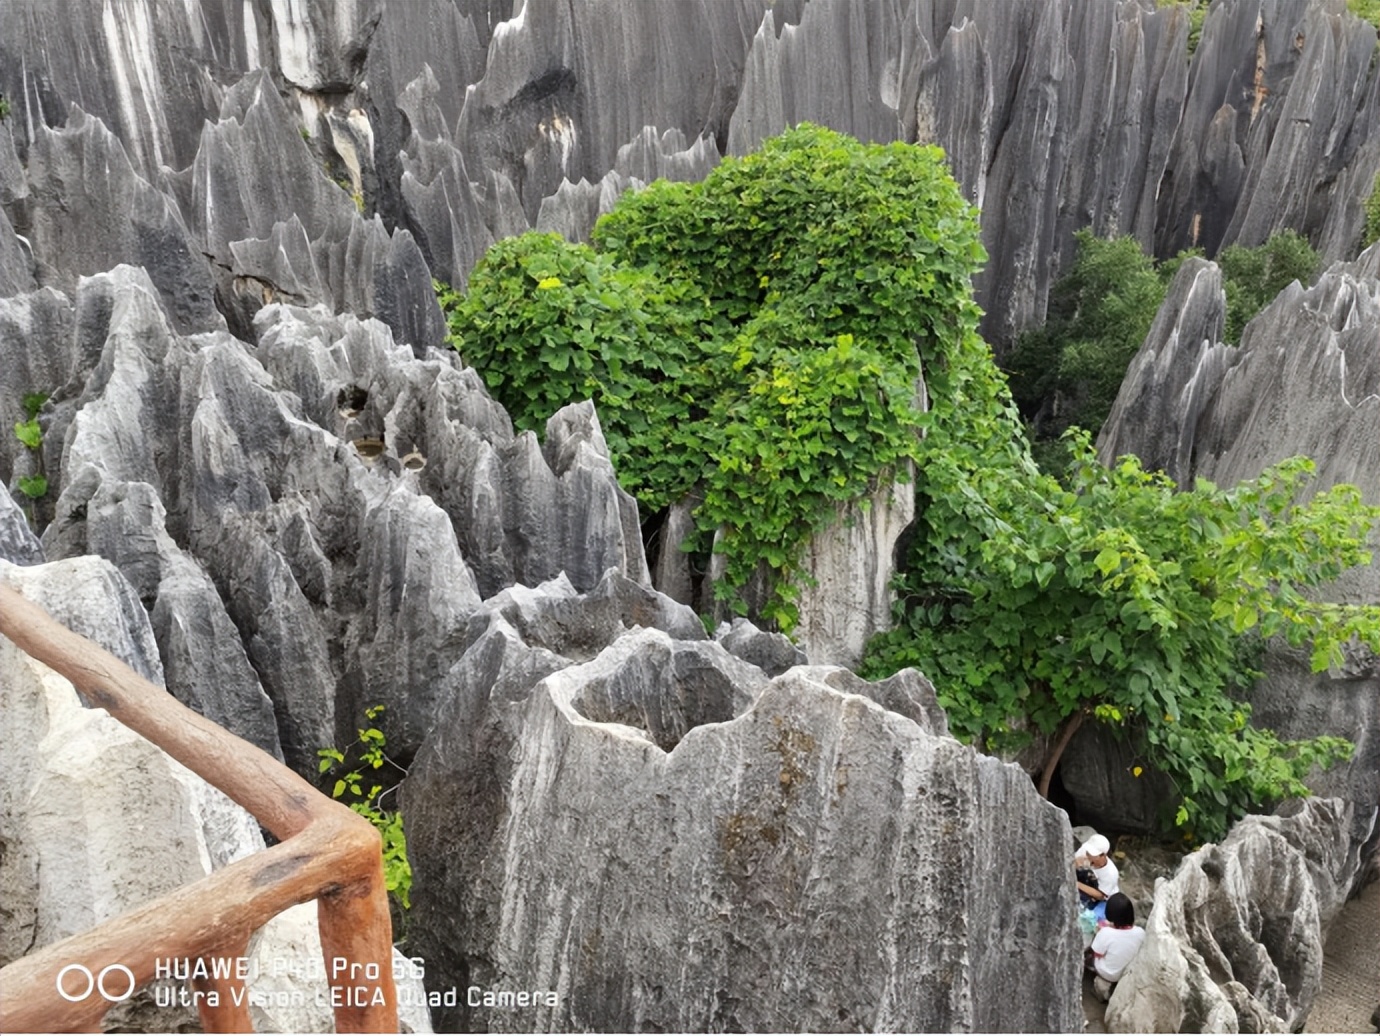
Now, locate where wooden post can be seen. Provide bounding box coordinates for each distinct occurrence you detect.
[0,582,398,1033]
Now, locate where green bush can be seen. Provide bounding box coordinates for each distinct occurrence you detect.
[1218,229,1317,343]
[866,430,1380,842]
[445,128,1376,842]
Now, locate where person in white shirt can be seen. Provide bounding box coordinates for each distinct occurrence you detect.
[1086,893,1146,1001]
[1074,833,1120,917]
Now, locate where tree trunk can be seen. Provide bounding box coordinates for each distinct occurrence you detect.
[1037,710,1087,800]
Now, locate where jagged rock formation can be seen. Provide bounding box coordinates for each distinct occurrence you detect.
[405,623,1080,1032]
[3,0,1377,355]
[1105,797,1367,1033]
[1,265,646,770]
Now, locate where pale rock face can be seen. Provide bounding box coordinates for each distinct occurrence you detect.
[792,471,915,669]
[0,556,262,963]
[1105,798,1363,1033]
[405,626,1081,1033]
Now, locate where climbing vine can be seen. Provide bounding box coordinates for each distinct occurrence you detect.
[442,125,985,628]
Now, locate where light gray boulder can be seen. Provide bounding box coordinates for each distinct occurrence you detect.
[1157,0,1380,261]
[1104,797,1364,1033]
[1097,257,1230,486]
[82,479,283,760]
[455,0,760,222]
[0,203,35,298]
[727,2,905,157]
[404,627,1081,1033]
[714,617,808,677]
[0,557,260,964]
[791,472,914,669]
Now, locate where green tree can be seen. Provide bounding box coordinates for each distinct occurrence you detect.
[1008,230,1318,457]
[443,124,987,628]
[1218,229,1318,343]
[1006,231,1166,445]
[866,431,1380,841]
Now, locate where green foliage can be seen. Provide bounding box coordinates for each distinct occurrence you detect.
[1363,170,1380,250]
[1349,0,1380,32]
[13,419,41,450]
[317,705,412,910]
[1158,0,1209,57]
[438,235,711,514]
[13,391,49,507]
[866,431,1379,841]
[1008,230,1318,451]
[0,94,9,121]
[1006,231,1168,442]
[1217,230,1318,343]
[442,125,985,626]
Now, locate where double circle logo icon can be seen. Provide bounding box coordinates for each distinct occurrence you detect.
[55,963,136,1003]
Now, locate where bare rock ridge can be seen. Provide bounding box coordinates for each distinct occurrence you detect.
[2,265,646,771]
[2,0,1377,352]
[404,625,1081,1033]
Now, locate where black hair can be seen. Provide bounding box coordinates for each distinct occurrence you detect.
[1105,892,1135,927]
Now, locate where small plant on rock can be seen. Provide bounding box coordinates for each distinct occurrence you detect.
[12,391,50,523]
[317,705,412,913]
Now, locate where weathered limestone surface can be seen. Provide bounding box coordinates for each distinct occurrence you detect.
[0,488,42,566]
[1097,257,1230,487]
[20,268,645,771]
[0,556,259,962]
[2,3,1378,1027]
[791,473,915,669]
[1105,798,1366,1033]
[406,626,1080,1033]
[4,0,1376,353]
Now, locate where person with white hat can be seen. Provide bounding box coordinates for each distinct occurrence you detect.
[1074,833,1120,917]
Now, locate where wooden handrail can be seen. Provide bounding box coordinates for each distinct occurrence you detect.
[0,581,398,1033]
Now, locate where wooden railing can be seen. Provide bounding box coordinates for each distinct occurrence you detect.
[0,582,398,1033]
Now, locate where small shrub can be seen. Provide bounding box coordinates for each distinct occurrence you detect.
[1218,230,1317,343]
[317,705,412,911]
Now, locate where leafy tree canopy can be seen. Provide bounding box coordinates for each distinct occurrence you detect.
[440,127,1377,842]
[865,431,1380,841]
